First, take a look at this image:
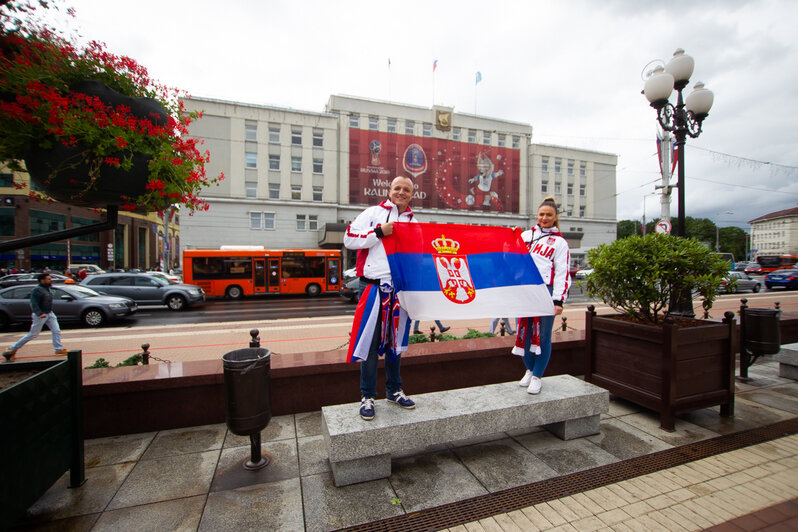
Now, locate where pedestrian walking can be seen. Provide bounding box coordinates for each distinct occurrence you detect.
[490,317,515,335]
[413,320,450,334]
[3,273,68,361]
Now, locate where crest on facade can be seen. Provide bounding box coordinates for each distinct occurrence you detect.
[402,143,427,177]
[432,234,476,304]
[435,110,452,131]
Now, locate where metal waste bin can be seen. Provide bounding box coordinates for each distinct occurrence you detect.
[743,308,781,355]
[222,347,271,469]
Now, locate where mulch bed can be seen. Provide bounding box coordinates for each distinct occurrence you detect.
[0,368,41,391]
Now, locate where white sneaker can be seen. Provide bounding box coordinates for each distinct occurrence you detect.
[527,376,542,394]
[519,370,533,387]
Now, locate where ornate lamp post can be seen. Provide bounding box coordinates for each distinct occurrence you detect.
[715,210,734,252]
[643,49,714,238]
[643,49,714,316]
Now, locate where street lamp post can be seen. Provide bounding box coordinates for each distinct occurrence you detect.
[643,49,714,317]
[715,210,734,252]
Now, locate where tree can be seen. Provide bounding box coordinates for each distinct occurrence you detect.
[617,220,638,239]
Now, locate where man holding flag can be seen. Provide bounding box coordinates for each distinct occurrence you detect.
[344,176,418,421]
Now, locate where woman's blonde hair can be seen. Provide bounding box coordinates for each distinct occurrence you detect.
[538,196,560,229]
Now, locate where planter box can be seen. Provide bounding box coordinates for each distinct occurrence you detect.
[0,351,85,529]
[585,309,736,431]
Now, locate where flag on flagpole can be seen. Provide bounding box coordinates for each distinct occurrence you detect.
[475,71,482,84]
[433,59,438,72]
[383,223,554,320]
[388,57,391,69]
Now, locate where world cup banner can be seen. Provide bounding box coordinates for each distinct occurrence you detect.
[383,223,554,320]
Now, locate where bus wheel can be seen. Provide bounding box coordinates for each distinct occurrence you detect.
[306,283,321,296]
[226,285,243,299]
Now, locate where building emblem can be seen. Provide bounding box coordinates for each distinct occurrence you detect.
[368,139,381,165]
[435,110,452,131]
[432,234,476,304]
[402,143,427,177]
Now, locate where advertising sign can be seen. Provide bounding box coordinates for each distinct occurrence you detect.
[349,128,520,213]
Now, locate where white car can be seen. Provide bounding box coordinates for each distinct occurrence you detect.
[575,268,594,280]
[145,271,181,284]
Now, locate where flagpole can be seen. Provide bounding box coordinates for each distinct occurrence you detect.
[388,57,391,102]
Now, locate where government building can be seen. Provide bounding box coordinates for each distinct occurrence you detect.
[181,94,618,270]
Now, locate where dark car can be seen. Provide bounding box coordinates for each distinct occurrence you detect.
[0,284,137,329]
[0,272,77,289]
[340,277,361,303]
[719,271,761,293]
[81,273,205,310]
[764,269,798,290]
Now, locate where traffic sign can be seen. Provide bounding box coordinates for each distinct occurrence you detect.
[655,219,672,234]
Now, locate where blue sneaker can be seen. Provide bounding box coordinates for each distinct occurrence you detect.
[359,397,375,420]
[387,390,416,409]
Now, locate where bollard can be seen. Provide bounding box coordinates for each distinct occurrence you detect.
[499,322,506,336]
[561,317,568,331]
[141,343,150,365]
[249,329,260,348]
[429,325,437,342]
[775,301,781,310]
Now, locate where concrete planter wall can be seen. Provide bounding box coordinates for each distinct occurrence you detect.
[584,307,736,431]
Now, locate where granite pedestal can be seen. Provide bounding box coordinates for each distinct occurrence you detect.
[776,348,798,380]
[321,374,609,486]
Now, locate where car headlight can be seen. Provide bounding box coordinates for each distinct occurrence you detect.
[108,303,125,309]
[189,289,201,295]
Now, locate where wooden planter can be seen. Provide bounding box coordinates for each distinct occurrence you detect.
[0,351,85,528]
[585,307,736,431]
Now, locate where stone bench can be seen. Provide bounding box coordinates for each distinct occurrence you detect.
[321,374,609,486]
[776,347,798,380]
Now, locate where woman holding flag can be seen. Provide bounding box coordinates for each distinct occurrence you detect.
[514,196,570,394]
[344,176,418,420]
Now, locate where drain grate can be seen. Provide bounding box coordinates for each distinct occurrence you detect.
[340,418,798,532]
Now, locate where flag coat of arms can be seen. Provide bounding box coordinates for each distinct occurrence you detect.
[383,223,554,320]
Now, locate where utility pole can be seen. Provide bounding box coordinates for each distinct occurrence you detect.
[656,127,673,223]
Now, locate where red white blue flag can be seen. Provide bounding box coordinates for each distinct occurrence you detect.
[383,223,554,320]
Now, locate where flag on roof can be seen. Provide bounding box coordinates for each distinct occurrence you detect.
[475,71,482,84]
[433,59,438,72]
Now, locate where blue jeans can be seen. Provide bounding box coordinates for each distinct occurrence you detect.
[360,299,402,398]
[522,314,554,377]
[11,312,63,351]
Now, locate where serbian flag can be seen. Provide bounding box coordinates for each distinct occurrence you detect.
[383,223,554,320]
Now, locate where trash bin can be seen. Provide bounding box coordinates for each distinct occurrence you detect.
[743,308,781,356]
[222,347,271,470]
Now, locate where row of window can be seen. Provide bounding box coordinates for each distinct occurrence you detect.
[349,115,521,148]
[753,231,787,239]
[541,157,588,177]
[245,123,324,147]
[754,242,788,250]
[245,183,324,201]
[250,212,318,231]
[245,154,323,173]
[541,181,587,196]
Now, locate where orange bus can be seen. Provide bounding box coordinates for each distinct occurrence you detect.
[755,254,798,273]
[182,247,341,299]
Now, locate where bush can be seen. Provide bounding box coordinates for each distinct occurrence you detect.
[586,233,728,324]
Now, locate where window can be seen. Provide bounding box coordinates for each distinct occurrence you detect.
[269,126,280,143]
[579,206,586,217]
[245,152,257,169]
[580,162,586,176]
[245,124,257,141]
[452,127,460,141]
[387,119,397,133]
[264,212,275,230]
[245,182,257,198]
[554,182,561,194]
[313,186,323,201]
[250,212,275,230]
[250,212,262,230]
[566,205,573,216]
[554,158,561,173]
[291,185,301,200]
[313,158,323,173]
[312,131,323,147]
[468,129,476,143]
[291,156,301,172]
[541,157,549,172]
[369,115,378,130]
[268,183,280,199]
[309,215,318,230]
[296,214,306,230]
[269,154,280,170]
[541,180,548,193]
[349,114,359,127]
[483,131,491,145]
[497,134,506,147]
[0,172,13,187]
[291,129,302,145]
[512,136,520,149]
[0,207,13,236]
[567,183,573,195]
[405,120,414,135]
[567,160,574,176]
[423,123,432,137]
[580,184,586,196]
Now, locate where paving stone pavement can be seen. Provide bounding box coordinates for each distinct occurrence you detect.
[10,357,798,532]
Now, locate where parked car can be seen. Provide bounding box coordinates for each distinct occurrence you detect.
[80,273,205,310]
[732,261,750,272]
[764,269,798,290]
[0,284,137,329]
[719,271,761,293]
[66,264,105,276]
[0,272,76,288]
[144,271,180,284]
[340,277,361,303]
[745,263,763,274]
[574,268,594,280]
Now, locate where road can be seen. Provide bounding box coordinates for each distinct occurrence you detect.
[2,287,796,368]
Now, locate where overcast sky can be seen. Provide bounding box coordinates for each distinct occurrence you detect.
[46,0,798,229]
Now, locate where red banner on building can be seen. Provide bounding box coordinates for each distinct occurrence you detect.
[348,128,520,213]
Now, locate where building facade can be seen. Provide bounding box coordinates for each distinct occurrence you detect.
[181,95,618,269]
[749,207,798,258]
